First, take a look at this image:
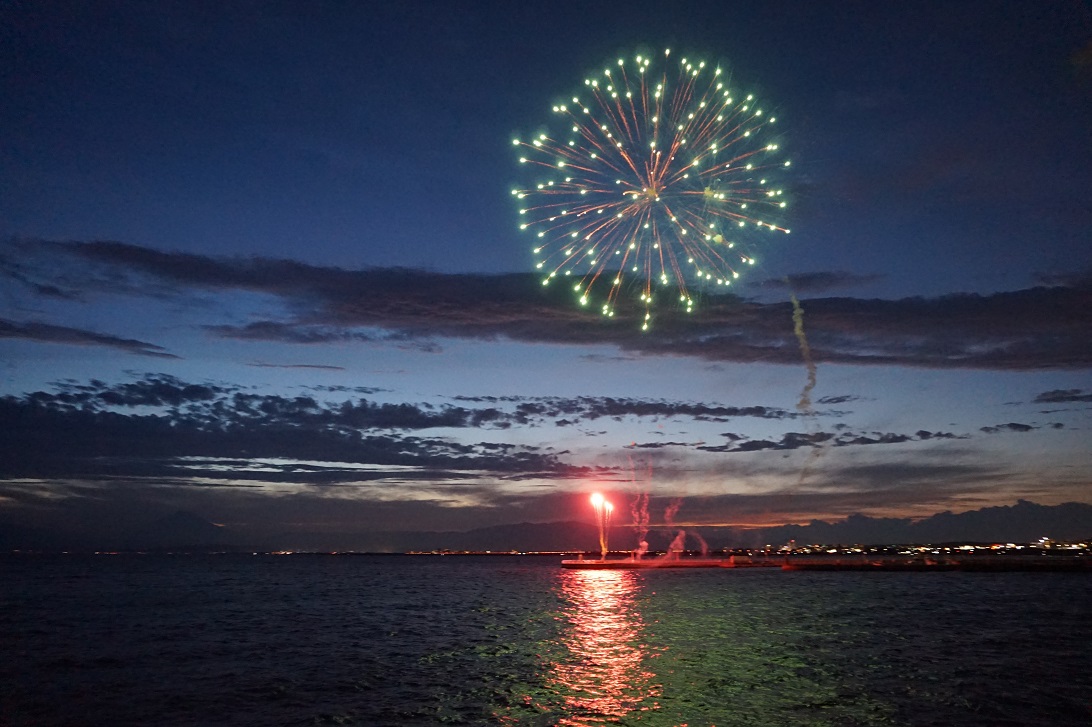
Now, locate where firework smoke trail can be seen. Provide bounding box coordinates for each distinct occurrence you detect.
[691,531,710,557]
[661,499,708,555]
[667,530,687,558]
[630,492,650,558]
[664,498,683,526]
[661,498,696,557]
[789,290,825,485]
[790,291,816,413]
[625,455,653,557]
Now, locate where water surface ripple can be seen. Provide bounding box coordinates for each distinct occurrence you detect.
[2,554,1089,726]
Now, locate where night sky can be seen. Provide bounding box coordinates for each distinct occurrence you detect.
[2,1,1090,549]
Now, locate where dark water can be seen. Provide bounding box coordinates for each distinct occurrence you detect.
[2,555,1090,726]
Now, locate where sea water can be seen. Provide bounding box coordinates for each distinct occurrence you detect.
[2,554,1089,726]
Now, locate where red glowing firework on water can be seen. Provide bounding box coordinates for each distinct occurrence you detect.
[590,492,614,559]
[513,48,791,329]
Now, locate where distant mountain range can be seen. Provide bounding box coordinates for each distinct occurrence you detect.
[315,499,1091,553]
[3,500,1089,553]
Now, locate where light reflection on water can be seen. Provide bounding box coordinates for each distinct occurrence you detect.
[535,567,900,726]
[549,568,662,723]
[4,557,1091,726]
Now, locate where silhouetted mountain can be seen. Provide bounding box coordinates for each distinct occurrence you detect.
[270,521,602,553]
[746,500,1092,546]
[124,510,232,550]
[906,500,1090,543]
[377,500,1092,552]
[0,520,55,551]
[3,500,1089,552]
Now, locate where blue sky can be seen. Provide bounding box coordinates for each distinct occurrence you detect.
[1,1,1090,547]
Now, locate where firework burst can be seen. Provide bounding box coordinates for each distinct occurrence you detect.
[512,49,790,329]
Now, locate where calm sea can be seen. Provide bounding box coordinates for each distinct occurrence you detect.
[2,554,1090,726]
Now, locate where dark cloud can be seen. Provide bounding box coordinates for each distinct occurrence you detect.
[1032,269,1092,289]
[206,321,377,344]
[455,395,793,423]
[248,362,346,371]
[0,374,804,483]
[308,385,386,394]
[816,394,860,405]
[835,432,912,447]
[915,430,962,440]
[388,336,444,354]
[624,441,692,450]
[6,239,1092,370]
[557,397,791,422]
[758,271,884,294]
[699,431,828,453]
[1033,389,1092,404]
[580,353,637,363]
[0,317,178,358]
[11,374,503,428]
[63,374,227,407]
[980,422,1036,434]
[2,266,79,299]
[210,323,445,354]
[0,392,581,484]
[695,428,968,454]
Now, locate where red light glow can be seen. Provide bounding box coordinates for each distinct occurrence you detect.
[549,569,660,723]
[589,492,614,559]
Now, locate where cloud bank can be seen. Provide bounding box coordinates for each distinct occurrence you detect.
[3,238,1090,370]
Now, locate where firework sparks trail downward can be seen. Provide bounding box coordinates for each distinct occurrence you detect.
[513,48,790,329]
[590,492,614,559]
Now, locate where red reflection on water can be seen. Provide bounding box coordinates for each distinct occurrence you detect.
[550,568,661,724]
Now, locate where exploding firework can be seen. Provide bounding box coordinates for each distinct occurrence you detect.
[512,48,790,329]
